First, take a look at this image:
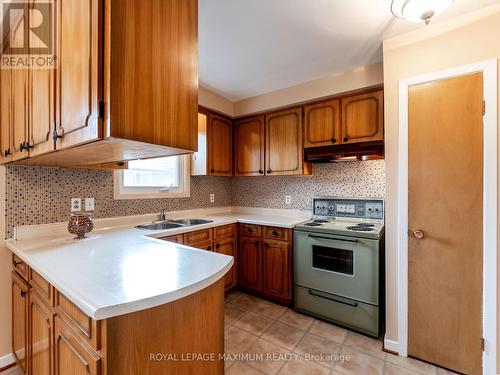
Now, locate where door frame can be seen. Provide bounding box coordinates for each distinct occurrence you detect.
[395,59,497,374]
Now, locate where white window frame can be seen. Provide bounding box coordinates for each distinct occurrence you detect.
[113,155,191,200]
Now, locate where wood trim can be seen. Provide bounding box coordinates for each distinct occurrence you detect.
[213,224,236,240]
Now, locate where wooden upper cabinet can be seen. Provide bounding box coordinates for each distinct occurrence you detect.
[12,272,29,373]
[11,68,29,161]
[207,113,233,176]
[55,0,100,150]
[304,99,340,147]
[191,112,208,176]
[0,68,12,164]
[341,90,384,144]
[265,108,308,176]
[29,291,54,375]
[234,116,265,176]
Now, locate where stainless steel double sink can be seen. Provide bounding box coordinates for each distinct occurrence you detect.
[136,219,213,231]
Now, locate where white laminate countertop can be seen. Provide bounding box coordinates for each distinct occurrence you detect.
[6,208,309,321]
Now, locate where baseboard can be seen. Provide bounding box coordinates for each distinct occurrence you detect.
[0,353,15,371]
[383,337,400,355]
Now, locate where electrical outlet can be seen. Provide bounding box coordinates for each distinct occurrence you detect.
[210,193,215,203]
[71,198,81,212]
[285,196,292,205]
[85,198,95,211]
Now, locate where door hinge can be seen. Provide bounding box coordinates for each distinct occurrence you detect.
[98,101,105,119]
[481,337,485,351]
[482,100,486,116]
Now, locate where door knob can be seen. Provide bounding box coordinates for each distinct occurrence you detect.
[412,229,425,239]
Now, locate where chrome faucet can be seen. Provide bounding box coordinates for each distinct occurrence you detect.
[159,209,167,221]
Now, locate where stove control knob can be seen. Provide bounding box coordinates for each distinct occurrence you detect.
[328,205,334,211]
[368,207,374,212]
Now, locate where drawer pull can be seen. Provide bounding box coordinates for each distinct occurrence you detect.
[14,260,23,267]
[207,246,212,251]
[308,289,358,307]
[20,290,27,298]
[215,244,220,249]
[308,234,358,243]
[272,231,278,236]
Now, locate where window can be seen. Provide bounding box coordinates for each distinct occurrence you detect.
[114,155,190,199]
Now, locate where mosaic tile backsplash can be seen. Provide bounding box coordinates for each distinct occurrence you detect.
[5,160,385,237]
[232,160,385,210]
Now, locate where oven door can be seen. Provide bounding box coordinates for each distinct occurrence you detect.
[293,230,379,305]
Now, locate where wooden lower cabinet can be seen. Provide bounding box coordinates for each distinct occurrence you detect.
[238,236,262,293]
[12,272,29,374]
[29,291,54,375]
[214,237,237,290]
[262,240,291,301]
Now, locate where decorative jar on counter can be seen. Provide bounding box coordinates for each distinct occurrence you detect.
[68,212,94,239]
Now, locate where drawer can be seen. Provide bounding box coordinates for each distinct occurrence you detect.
[295,285,380,338]
[55,291,101,350]
[239,224,261,237]
[29,269,54,307]
[263,226,289,241]
[192,241,213,251]
[160,234,184,244]
[12,254,28,280]
[213,224,235,240]
[183,229,213,245]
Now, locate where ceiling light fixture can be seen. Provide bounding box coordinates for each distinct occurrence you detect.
[391,0,454,25]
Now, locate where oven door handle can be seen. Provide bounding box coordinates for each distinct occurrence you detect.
[308,234,358,243]
[308,289,359,307]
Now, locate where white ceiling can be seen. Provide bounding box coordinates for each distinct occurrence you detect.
[199,0,500,101]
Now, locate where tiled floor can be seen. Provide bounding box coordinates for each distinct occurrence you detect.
[1,292,458,375]
[224,291,457,375]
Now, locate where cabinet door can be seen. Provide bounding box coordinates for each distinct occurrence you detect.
[304,99,340,147]
[191,112,208,176]
[207,113,233,176]
[234,116,265,176]
[341,90,383,144]
[265,108,304,176]
[29,291,54,375]
[12,67,29,161]
[238,236,262,292]
[215,237,237,290]
[12,272,29,373]
[262,240,290,301]
[55,0,101,150]
[54,316,100,375]
[0,67,12,163]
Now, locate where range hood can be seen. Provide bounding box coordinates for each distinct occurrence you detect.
[305,141,384,163]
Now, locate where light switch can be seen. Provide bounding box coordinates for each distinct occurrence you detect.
[85,198,95,211]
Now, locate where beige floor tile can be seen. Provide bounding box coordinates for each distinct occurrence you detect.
[225,326,259,355]
[234,311,274,335]
[278,360,331,375]
[245,338,292,375]
[225,303,247,325]
[335,347,384,375]
[225,291,243,303]
[295,332,342,368]
[436,367,460,374]
[384,362,422,375]
[226,361,265,375]
[386,354,437,374]
[343,331,386,360]
[261,321,306,350]
[309,319,348,344]
[232,294,264,310]
[252,299,288,319]
[278,309,315,331]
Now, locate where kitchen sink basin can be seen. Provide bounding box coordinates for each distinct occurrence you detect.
[136,222,185,230]
[171,219,213,226]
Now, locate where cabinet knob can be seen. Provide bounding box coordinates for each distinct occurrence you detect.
[14,260,23,267]
[332,138,337,144]
[272,231,278,236]
[258,170,264,175]
[215,243,220,249]
[207,246,212,251]
[210,169,215,173]
[254,241,259,246]
[267,170,272,174]
[52,129,63,141]
[343,137,349,142]
[19,142,27,151]
[4,149,11,157]
[20,290,27,298]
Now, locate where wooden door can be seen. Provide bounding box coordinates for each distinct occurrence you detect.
[341,90,383,144]
[29,291,54,375]
[215,237,237,290]
[12,272,29,373]
[238,236,262,292]
[54,316,100,375]
[304,99,340,147]
[208,113,233,176]
[55,0,101,150]
[408,73,483,374]
[262,240,290,300]
[234,115,265,176]
[28,0,56,157]
[0,67,12,163]
[265,108,304,175]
